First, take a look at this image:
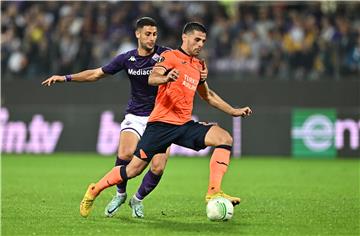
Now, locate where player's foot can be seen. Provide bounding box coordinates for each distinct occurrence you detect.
[80,183,98,217]
[129,196,144,218]
[104,193,127,217]
[205,190,241,206]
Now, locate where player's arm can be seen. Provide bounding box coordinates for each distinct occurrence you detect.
[197,82,252,117]
[148,67,179,86]
[199,60,208,83]
[42,51,127,86]
[41,68,106,86]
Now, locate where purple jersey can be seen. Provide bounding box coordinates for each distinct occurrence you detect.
[102,45,169,116]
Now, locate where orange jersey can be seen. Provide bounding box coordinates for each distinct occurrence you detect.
[148,49,204,125]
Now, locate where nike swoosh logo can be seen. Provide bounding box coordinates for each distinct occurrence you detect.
[107,207,117,214]
[135,210,141,217]
[216,161,228,166]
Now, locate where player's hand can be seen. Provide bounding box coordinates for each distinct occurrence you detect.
[166,69,179,82]
[41,75,65,86]
[231,107,252,117]
[200,61,208,82]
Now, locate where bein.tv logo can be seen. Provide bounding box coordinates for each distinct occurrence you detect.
[292,109,360,157]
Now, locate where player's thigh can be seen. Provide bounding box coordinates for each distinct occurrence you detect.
[126,156,149,178]
[204,125,233,147]
[135,123,177,162]
[175,121,212,151]
[118,114,148,158]
[117,131,140,158]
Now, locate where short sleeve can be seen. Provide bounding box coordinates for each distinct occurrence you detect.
[101,53,126,75]
[154,50,176,72]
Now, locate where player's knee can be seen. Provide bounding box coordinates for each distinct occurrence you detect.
[150,165,165,175]
[150,157,166,175]
[150,154,167,175]
[118,149,135,161]
[219,132,233,146]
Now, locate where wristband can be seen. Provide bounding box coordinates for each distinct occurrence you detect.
[65,75,72,82]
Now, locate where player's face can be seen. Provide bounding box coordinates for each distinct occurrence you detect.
[136,26,158,52]
[183,30,206,56]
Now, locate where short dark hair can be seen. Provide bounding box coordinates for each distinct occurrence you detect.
[182,22,207,34]
[136,17,157,29]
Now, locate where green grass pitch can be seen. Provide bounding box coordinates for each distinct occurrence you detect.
[1,154,359,236]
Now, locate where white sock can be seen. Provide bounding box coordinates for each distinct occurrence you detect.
[133,195,142,202]
[117,192,126,197]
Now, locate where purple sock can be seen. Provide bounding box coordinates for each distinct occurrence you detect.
[135,170,162,200]
[115,156,130,193]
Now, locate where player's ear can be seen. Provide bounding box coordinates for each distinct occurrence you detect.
[182,33,187,42]
[135,29,141,39]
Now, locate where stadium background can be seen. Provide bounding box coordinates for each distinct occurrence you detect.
[2,1,359,157]
[1,2,360,236]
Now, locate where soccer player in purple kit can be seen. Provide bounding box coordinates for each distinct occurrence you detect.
[42,17,178,218]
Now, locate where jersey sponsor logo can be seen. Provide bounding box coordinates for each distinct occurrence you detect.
[182,74,197,91]
[127,68,152,76]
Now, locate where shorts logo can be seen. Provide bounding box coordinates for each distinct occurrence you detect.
[125,121,132,125]
[140,149,148,159]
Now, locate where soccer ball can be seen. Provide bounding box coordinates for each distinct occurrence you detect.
[206,197,234,221]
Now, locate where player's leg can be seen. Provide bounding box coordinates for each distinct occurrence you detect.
[105,114,147,217]
[116,131,139,192]
[174,121,239,206]
[105,131,139,217]
[135,147,170,199]
[129,148,170,218]
[203,125,241,206]
[126,122,179,218]
[116,114,146,193]
[80,156,148,217]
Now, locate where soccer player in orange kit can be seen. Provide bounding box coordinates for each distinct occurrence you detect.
[80,22,252,218]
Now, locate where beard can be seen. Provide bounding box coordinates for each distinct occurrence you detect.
[192,48,201,56]
[141,43,154,52]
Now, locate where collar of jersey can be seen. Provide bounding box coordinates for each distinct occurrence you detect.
[136,45,158,57]
[177,47,195,60]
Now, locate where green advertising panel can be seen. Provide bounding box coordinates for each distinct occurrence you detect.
[292,109,336,158]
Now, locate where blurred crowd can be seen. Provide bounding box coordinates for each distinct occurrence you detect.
[1,1,360,80]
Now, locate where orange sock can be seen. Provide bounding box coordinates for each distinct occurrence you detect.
[92,166,123,196]
[207,147,231,194]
